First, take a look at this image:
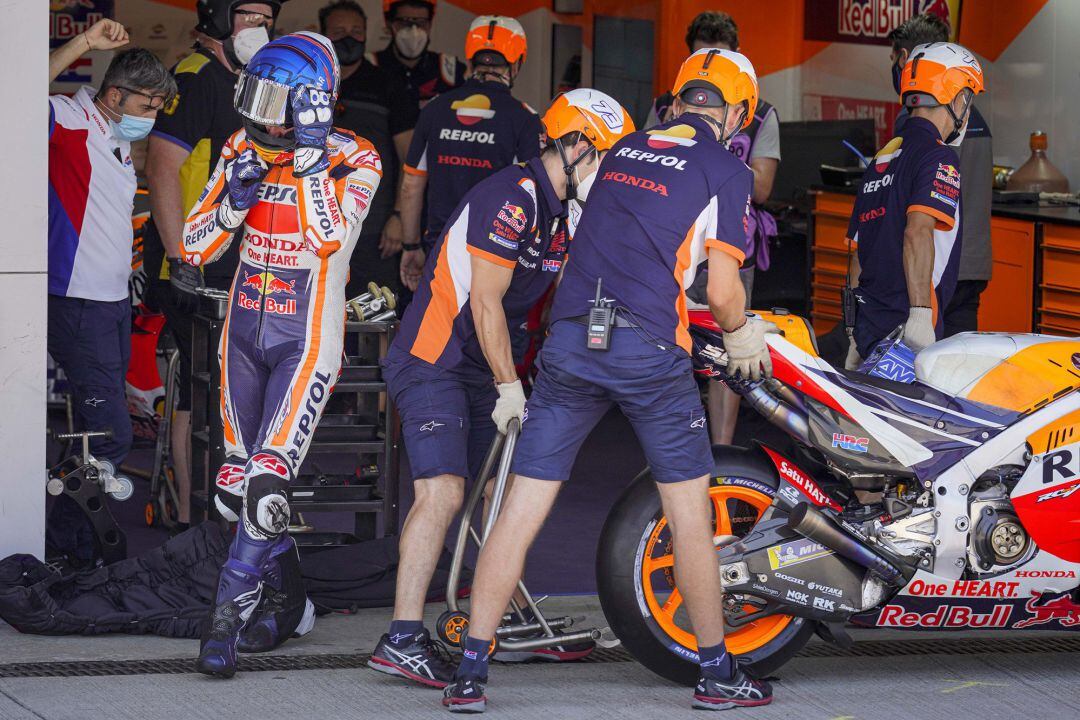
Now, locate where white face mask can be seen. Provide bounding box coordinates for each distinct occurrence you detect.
[574,164,597,203]
[946,117,968,147]
[232,26,270,65]
[394,26,428,59]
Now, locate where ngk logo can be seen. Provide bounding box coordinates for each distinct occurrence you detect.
[785,589,809,605]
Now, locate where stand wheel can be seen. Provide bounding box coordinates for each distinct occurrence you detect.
[380,286,397,311]
[144,501,156,527]
[156,483,179,529]
[109,476,135,502]
[437,610,470,647]
[367,281,380,298]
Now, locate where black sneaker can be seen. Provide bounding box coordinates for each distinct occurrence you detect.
[692,670,773,710]
[442,676,487,713]
[368,629,456,688]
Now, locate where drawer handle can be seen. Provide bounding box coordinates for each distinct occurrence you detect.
[1038,306,1080,321]
[1040,283,1080,295]
[1038,323,1080,336]
[1042,242,1080,255]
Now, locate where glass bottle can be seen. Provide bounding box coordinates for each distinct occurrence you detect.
[1006,131,1070,194]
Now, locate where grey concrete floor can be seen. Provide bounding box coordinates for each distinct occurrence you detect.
[2,597,1079,720]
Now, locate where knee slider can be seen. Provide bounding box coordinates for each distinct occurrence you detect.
[214,457,246,523]
[243,452,292,538]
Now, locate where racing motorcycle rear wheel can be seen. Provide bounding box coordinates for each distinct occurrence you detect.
[597,447,815,685]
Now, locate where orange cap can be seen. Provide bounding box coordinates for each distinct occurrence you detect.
[901,42,984,108]
[671,48,758,129]
[543,88,635,152]
[465,15,527,65]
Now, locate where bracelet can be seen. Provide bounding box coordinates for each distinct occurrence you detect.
[402,242,421,251]
[84,34,92,53]
[390,210,401,217]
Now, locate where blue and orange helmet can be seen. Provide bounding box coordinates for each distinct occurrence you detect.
[234,31,340,128]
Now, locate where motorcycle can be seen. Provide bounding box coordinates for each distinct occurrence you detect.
[596,309,1080,685]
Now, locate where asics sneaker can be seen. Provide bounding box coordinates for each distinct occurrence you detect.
[368,629,456,688]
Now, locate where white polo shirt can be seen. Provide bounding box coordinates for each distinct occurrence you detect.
[48,86,137,301]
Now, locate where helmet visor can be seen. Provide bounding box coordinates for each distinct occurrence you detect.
[234,70,292,126]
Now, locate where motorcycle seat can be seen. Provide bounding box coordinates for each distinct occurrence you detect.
[915,332,1079,408]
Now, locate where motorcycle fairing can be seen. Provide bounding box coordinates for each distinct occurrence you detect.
[1012,436,1080,563]
[759,445,843,512]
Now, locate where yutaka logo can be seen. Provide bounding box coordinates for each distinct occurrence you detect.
[832,433,870,453]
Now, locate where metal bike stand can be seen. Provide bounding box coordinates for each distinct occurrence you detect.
[436,419,617,654]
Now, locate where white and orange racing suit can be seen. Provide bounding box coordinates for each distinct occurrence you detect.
[182,127,381,502]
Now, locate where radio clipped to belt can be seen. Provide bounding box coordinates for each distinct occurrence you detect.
[586,277,614,351]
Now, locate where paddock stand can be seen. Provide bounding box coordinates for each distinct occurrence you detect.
[434,418,620,657]
[46,430,135,565]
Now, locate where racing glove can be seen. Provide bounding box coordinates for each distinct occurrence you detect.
[225,148,268,212]
[492,379,526,434]
[902,306,936,352]
[292,86,334,177]
[168,257,204,309]
[723,316,775,382]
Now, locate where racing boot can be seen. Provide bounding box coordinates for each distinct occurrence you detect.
[369,627,457,688]
[692,669,773,710]
[236,534,316,653]
[442,675,487,713]
[196,524,273,678]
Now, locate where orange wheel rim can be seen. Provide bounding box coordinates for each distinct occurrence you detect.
[639,483,792,656]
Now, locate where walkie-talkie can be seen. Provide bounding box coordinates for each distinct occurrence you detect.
[587,277,614,351]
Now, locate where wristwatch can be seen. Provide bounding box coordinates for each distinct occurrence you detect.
[402,242,421,252]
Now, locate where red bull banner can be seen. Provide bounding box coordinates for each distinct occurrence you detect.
[802,94,901,148]
[50,0,115,86]
[803,0,961,46]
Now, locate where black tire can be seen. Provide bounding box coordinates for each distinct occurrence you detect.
[596,445,816,686]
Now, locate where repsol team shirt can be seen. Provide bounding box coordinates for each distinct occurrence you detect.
[404,78,543,248]
[847,116,962,340]
[550,113,753,353]
[394,157,567,373]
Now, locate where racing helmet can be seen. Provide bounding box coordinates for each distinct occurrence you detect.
[234,32,340,150]
[542,88,635,153]
[464,15,527,66]
[900,41,984,109]
[196,0,286,40]
[671,47,758,130]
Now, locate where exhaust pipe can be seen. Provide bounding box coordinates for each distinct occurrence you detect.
[742,384,810,444]
[787,503,903,585]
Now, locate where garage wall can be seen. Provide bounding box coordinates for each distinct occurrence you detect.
[0,1,47,558]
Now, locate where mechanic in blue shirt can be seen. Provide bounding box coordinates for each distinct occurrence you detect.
[448,49,776,713]
[846,42,986,366]
[369,90,634,691]
[396,15,544,289]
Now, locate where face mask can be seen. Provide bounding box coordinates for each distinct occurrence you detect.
[394,26,428,60]
[891,60,903,95]
[228,26,270,66]
[110,113,155,142]
[333,36,365,66]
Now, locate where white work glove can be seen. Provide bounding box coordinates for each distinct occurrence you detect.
[903,306,936,352]
[844,333,862,371]
[492,379,526,434]
[722,317,775,381]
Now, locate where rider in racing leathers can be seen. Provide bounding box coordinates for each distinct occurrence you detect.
[180,31,382,677]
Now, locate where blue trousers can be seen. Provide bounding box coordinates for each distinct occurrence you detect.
[47,295,133,465]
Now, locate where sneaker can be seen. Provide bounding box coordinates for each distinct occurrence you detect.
[493,635,595,663]
[368,629,456,688]
[692,670,773,710]
[443,676,487,713]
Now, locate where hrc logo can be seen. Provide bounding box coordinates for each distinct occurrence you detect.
[832,433,869,453]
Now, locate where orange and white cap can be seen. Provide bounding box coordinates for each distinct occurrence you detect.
[542,88,635,152]
[671,48,758,129]
[901,42,984,109]
[465,15,527,66]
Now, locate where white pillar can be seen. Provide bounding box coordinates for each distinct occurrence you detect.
[0,2,48,558]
